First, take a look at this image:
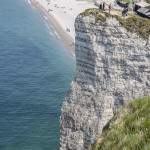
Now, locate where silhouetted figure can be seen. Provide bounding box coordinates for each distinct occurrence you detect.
[99,3,102,11]
[103,2,105,11]
[109,4,111,14]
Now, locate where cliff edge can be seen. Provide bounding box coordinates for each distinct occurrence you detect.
[60,9,150,150]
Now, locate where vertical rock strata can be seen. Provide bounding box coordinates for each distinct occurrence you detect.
[60,15,150,150]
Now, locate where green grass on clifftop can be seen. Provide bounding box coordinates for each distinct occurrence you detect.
[115,15,150,40]
[80,8,150,40]
[93,97,150,150]
[80,8,106,22]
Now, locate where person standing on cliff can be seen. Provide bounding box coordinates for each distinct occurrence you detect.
[103,2,105,11]
[99,3,102,11]
[108,4,112,14]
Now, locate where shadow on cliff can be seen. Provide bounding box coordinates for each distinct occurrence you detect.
[74,15,97,88]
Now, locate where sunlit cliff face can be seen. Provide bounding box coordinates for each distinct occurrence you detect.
[60,14,150,150]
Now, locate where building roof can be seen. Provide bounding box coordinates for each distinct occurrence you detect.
[137,6,150,18]
[135,1,150,8]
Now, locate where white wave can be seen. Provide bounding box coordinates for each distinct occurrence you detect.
[44,19,60,39]
[54,30,60,39]
[43,15,48,21]
[45,22,56,37]
[27,0,31,5]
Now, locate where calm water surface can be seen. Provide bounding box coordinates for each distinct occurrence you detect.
[0,0,75,149]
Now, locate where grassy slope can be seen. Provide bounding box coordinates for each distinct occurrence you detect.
[80,8,150,40]
[93,97,150,150]
[115,16,150,40]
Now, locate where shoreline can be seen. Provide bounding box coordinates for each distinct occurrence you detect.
[29,0,75,55]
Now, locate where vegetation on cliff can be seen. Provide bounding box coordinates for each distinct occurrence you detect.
[115,15,150,40]
[80,8,106,22]
[80,8,150,39]
[93,97,150,150]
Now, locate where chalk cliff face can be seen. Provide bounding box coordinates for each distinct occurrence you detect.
[60,14,150,150]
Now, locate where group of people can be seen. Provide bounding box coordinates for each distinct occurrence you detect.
[99,2,112,14]
[99,2,129,16]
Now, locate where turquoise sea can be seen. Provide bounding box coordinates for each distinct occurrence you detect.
[0,0,75,149]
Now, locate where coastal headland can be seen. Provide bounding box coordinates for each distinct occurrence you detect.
[27,0,150,149]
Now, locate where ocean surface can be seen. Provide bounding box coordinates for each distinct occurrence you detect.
[0,0,75,149]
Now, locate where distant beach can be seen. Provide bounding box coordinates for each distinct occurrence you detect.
[28,0,96,54]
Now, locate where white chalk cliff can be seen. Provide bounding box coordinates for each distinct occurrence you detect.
[60,14,150,150]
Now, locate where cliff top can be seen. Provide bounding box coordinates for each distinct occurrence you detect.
[80,8,150,40]
[92,96,150,150]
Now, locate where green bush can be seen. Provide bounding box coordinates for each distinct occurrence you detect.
[115,15,150,40]
[93,97,150,150]
[80,8,106,22]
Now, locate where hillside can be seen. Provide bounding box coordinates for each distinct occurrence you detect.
[93,97,150,150]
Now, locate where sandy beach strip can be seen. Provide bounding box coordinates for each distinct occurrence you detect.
[29,0,75,55]
[28,0,97,55]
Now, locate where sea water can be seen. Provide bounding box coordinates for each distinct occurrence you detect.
[0,0,75,149]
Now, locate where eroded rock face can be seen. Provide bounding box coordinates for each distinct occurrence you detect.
[60,15,150,150]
